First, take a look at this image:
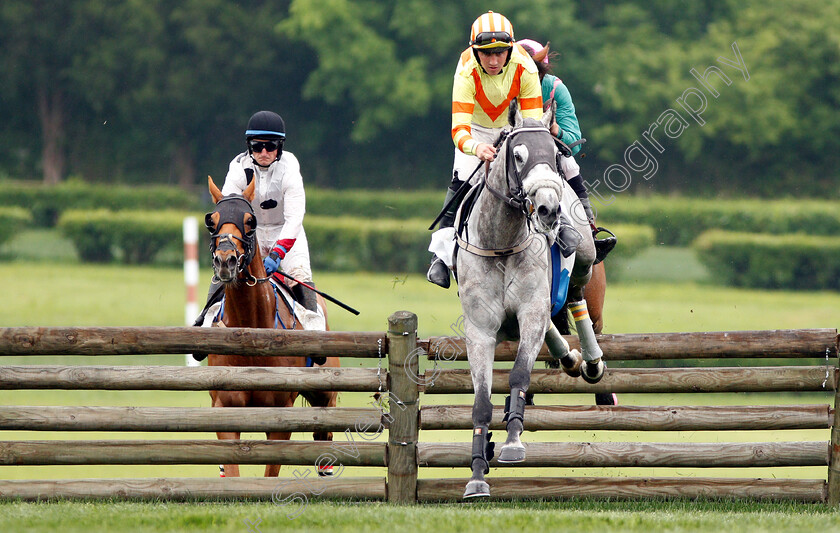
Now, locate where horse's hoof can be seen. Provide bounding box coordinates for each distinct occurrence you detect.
[581,359,606,384]
[595,392,618,406]
[463,480,490,499]
[497,444,526,463]
[317,465,334,477]
[559,349,582,378]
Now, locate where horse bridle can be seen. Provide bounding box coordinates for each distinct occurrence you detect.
[205,195,262,286]
[457,125,564,258]
[483,125,565,219]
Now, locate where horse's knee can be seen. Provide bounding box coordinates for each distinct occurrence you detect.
[509,367,530,390]
[472,394,493,426]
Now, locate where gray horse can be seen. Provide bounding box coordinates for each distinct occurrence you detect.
[456,103,605,499]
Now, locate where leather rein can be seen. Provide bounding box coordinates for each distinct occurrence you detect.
[458,125,564,257]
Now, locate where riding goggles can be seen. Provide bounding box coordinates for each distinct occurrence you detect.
[248,140,282,153]
[471,31,513,50]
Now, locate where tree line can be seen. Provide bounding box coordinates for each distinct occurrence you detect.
[1,0,837,197]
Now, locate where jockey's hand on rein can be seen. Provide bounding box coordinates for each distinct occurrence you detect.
[476,143,497,162]
[263,251,282,275]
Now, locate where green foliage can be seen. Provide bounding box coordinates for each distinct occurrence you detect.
[596,195,840,246]
[2,1,840,193]
[307,187,443,220]
[57,209,197,264]
[607,223,656,264]
[0,206,33,247]
[693,229,840,290]
[0,181,203,227]
[306,215,430,273]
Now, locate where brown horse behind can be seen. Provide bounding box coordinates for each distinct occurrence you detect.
[205,176,338,477]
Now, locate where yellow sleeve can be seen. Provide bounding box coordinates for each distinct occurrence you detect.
[451,50,478,156]
[518,64,543,120]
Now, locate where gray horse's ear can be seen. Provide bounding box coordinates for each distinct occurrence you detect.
[508,98,523,128]
[541,100,556,130]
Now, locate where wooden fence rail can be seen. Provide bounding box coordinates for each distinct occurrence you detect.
[0,327,386,358]
[416,478,827,503]
[425,328,838,361]
[0,406,385,432]
[0,477,387,502]
[422,366,836,394]
[419,404,833,431]
[0,365,385,392]
[0,440,386,466]
[417,441,829,468]
[0,319,838,505]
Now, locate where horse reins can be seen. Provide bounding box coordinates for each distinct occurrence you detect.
[458,125,558,257]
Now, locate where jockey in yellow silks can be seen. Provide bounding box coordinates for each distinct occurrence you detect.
[427,11,543,288]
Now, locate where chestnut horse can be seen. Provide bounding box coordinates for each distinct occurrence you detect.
[204,176,338,477]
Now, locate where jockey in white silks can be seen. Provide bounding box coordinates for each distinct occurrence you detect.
[427,11,544,289]
[193,110,324,334]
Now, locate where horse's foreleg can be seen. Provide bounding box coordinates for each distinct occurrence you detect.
[498,323,543,464]
[463,335,495,499]
[212,393,242,478]
[264,431,292,477]
[307,390,338,477]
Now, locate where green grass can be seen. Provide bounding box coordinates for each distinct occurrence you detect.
[2,499,840,533]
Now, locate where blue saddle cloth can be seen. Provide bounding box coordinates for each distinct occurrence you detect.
[550,242,572,316]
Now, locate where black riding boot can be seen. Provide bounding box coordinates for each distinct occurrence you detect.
[427,182,460,289]
[190,280,224,362]
[567,174,616,264]
[293,282,326,364]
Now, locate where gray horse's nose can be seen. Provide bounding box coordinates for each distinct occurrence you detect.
[538,205,557,226]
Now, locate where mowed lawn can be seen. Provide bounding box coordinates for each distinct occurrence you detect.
[2,254,840,530]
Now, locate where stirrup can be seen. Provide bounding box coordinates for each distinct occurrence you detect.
[426,258,451,289]
[593,227,617,265]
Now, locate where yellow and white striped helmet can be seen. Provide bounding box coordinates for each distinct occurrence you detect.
[469,11,514,50]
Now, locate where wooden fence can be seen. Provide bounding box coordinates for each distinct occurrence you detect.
[0,315,838,504]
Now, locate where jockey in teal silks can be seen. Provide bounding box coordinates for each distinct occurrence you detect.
[518,39,615,263]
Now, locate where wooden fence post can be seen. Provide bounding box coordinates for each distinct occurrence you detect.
[387,311,419,504]
[828,356,840,504]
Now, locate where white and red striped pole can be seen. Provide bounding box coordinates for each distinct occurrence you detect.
[183,216,201,367]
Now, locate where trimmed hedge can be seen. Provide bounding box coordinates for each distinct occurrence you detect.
[0,207,34,248]
[604,223,656,264]
[305,216,655,274]
[305,215,431,273]
[595,196,840,246]
[53,205,655,274]
[693,229,840,290]
[0,180,204,227]
[307,187,443,221]
[58,209,200,264]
